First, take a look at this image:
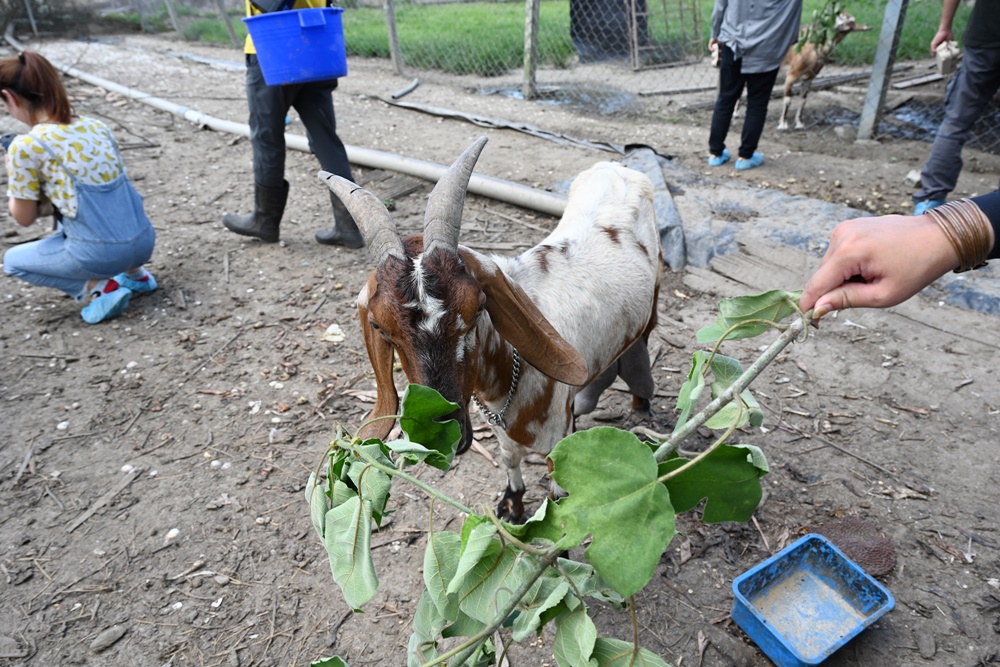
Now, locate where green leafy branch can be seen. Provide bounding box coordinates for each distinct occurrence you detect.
[308,290,806,667]
[796,0,847,53]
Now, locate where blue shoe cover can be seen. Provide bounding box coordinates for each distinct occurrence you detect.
[914,199,946,215]
[735,152,764,171]
[708,149,730,167]
[81,287,132,324]
[114,271,158,294]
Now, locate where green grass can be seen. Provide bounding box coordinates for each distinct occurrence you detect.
[343,1,575,76]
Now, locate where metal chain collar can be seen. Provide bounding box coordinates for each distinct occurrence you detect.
[471,348,520,430]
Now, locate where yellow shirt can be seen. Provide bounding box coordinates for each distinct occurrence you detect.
[244,0,329,54]
[5,117,122,220]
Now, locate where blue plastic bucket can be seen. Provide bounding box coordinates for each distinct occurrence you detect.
[243,7,348,86]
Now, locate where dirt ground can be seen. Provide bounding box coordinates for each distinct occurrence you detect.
[2,30,1000,667]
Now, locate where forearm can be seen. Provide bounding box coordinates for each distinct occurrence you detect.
[939,0,960,32]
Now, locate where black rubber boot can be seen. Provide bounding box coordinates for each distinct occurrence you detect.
[315,193,365,249]
[222,180,288,243]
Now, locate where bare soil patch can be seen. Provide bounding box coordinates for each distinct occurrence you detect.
[1,33,1000,667]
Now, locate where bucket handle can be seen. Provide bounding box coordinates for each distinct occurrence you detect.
[299,9,328,28]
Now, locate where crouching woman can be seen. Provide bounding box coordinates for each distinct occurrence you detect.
[1,51,156,324]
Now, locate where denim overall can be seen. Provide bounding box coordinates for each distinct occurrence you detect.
[3,128,156,300]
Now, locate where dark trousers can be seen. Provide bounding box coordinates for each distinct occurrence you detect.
[245,54,352,189]
[915,45,1000,203]
[708,44,779,160]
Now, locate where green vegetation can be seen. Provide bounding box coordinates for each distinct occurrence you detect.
[343,1,575,76]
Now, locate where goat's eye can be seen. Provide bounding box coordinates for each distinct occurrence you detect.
[370,321,381,330]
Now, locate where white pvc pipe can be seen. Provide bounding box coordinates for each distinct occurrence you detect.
[3,31,568,218]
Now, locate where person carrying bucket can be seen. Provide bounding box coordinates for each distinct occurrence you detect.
[223,0,363,248]
[0,51,157,324]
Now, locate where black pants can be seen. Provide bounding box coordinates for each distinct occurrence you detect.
[708,44,779,160]
[245,53,352,189]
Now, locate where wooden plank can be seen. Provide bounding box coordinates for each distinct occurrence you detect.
[891,72,944,89]
[704,241,816,294]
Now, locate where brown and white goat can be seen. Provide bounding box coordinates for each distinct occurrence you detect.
[778,11,870,131]
[320,137,661,522]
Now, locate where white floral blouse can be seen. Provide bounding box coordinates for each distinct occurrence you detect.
[5,117,123,220]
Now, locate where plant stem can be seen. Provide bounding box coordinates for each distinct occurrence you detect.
[653,314,806,463]
[347,441,474,515]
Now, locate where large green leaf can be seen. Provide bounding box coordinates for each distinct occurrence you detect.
[553,605,597,667]
[696,289,801,343]
[408,589,446,667]
[591,637,671,667]
[660,444,767,523]
[347,444,393,525]
[448,520,499,596]
[306,471,329,539]
[548,427,676,597]
[453,543,529,625]
[511,575,569,641]
[310,657,349,667]
[424,530,461,621]
[324,495,378,609]
[398,384,462,470]
[503,497,577,550]
[441,608,488,638]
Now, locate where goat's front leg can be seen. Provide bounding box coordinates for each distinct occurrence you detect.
[777,95,792,131]
[496,443,528,522]
[794,82,812,130]
[616,339,654,415]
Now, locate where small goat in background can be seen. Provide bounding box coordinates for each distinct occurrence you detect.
[778,10,870,131]
[321,137,661,522]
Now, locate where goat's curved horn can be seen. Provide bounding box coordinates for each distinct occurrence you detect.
[423,136,488,253]
[318,171,404,265]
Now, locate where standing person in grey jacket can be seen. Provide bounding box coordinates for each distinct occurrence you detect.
[912,0,1000,215]
[707,0,802,171]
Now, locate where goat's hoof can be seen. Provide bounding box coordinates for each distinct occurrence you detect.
[496,492,527,524]
[777,124,789,132]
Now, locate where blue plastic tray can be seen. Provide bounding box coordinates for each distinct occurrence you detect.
[731,533,894,666]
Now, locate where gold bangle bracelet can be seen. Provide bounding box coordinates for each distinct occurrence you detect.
[924,199,991,273]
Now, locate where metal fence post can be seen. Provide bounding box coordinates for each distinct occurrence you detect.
[215,0,241,48]
[857,0,909,142]
[523,0,540,100]
[22,0,38,36]
[163,0,186,39]
[134,0,150,33]
[383,0,404,76]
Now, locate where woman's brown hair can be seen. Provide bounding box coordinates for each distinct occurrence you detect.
[0,51,72,124]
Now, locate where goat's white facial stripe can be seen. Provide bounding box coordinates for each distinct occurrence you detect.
[357,282,370,308]
[411,255,446,334]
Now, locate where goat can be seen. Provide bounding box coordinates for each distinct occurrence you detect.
[778,11,870,131]
[319,137,661,522]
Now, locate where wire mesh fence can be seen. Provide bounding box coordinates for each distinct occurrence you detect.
[22,0,1000,156]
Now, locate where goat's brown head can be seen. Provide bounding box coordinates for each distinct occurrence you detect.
[318,137,588,453]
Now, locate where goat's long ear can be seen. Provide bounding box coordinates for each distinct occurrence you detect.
[357,274,399,440]
[460,249,590,386]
